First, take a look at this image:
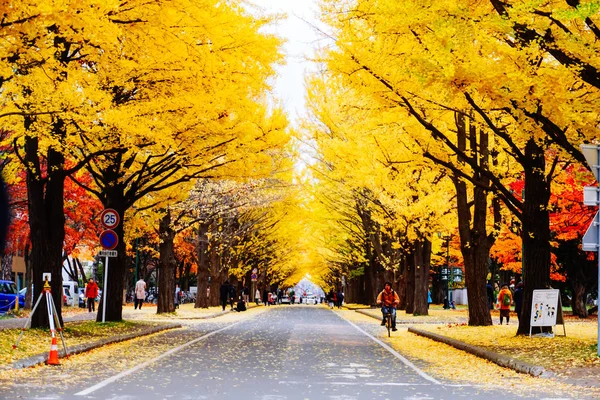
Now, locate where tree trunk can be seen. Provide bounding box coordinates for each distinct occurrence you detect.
[195,223,210,308]
[1,254,12,280]
[25,135,66,329]
[209,242,221,306]
[413,240,430,316]
[97,187,127,322]
[453,113,494,326]
[405,249,415,314]
[24,244,32,309]
[517,139,552,335]
[157,211,176,314]
[571,282,588,318]
[397,257,407,310]
[76,258,87,283]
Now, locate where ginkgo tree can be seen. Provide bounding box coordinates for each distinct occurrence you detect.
[76,2,290,321]
[313,0,599,329]
[302,72,458,316]
[0,0,291,324]
[0,0,125,327]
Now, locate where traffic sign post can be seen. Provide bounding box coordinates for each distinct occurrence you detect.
[99,209,121,323]
[580,144,600,356]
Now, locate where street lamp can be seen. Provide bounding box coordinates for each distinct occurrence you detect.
[437,232,452,308]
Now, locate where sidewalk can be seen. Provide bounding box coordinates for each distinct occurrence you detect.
[348,305,600,385]
[354,307,470,325]
[1,302,259,369]
[0,302,252,330]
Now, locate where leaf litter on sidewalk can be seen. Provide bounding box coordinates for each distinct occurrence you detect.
[339,309,600,399]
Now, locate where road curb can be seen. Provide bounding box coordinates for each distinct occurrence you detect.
[407,327,550,378]
[8,323,182,370]
[355,309,453,325]
[176,303,261,319]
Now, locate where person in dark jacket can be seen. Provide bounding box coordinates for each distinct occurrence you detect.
[513,282,524,321]
[486,281,495,310]
[228,283,236,311]
[220,280,231,311]
[336,289,344,309]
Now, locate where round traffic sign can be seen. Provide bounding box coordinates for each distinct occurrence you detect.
[100,208,120,230]
[252,268,258,274]
[99,229,119,250]
[251,273,257,281]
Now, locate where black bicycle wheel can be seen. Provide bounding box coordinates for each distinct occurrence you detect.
[386,315,391,337]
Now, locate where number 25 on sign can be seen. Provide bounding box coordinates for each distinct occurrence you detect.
[100,208,120,230]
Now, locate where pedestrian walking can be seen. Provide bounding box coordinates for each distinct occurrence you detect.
[497,283,513,325]
[174,284,180,309]
[486,281,495,310]
[262,288,269,306]
[255,288,260,305]
[513,282,524,321]
[134,277,146,310]
[336,289,344,309]
[85,278,99,312]
[220,280,230,311]
[228,283,236,311]
[327,289,334,309]
[427,289,432,309]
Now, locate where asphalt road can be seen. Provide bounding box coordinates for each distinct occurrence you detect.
[0,306,578,399]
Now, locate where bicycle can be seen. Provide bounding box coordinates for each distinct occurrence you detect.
[381,305,396,337]
[382,310,392,337]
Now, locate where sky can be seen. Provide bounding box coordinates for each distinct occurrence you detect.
[248,0,322,125]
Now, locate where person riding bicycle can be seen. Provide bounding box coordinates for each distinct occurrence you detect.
[376,282,399,332]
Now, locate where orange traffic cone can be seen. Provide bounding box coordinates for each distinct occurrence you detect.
[47,336,60,365]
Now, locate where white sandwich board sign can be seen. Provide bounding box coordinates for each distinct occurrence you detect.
[529,289,565,338]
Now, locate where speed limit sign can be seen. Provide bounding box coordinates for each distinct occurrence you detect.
[100,208,120,230]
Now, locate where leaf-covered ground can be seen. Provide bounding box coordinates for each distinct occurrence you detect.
[340,309,600,399]
[0,303,231,367]
[0,320,166,366]
[341,305,600,396]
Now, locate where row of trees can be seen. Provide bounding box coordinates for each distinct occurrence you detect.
[0,0,296,326]
[303,0,599,332]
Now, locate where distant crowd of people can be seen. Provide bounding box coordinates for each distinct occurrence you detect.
[122,278,338,313]
[325,289,344,309]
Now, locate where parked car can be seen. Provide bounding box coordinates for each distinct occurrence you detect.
[63,281,79,307]
[0,280,24,313]
[18,286,68,307]
[280,295,291,304]
[78,288,86,308]
[304,295,318,305]
[62,287,71,306]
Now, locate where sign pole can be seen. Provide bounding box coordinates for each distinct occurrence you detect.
[102,256,109,323]
[596,146,600,357]
[580,144,600,356]
[99,208,120,324]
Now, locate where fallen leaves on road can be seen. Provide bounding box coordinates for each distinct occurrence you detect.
[339,310,600,399]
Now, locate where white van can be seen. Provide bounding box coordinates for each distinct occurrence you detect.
[63,281,79,307]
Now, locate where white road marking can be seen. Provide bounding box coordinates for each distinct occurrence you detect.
[74,319,245,396]
[326,363,374,380]
[279,381,429,386]
[335,312,442,385]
